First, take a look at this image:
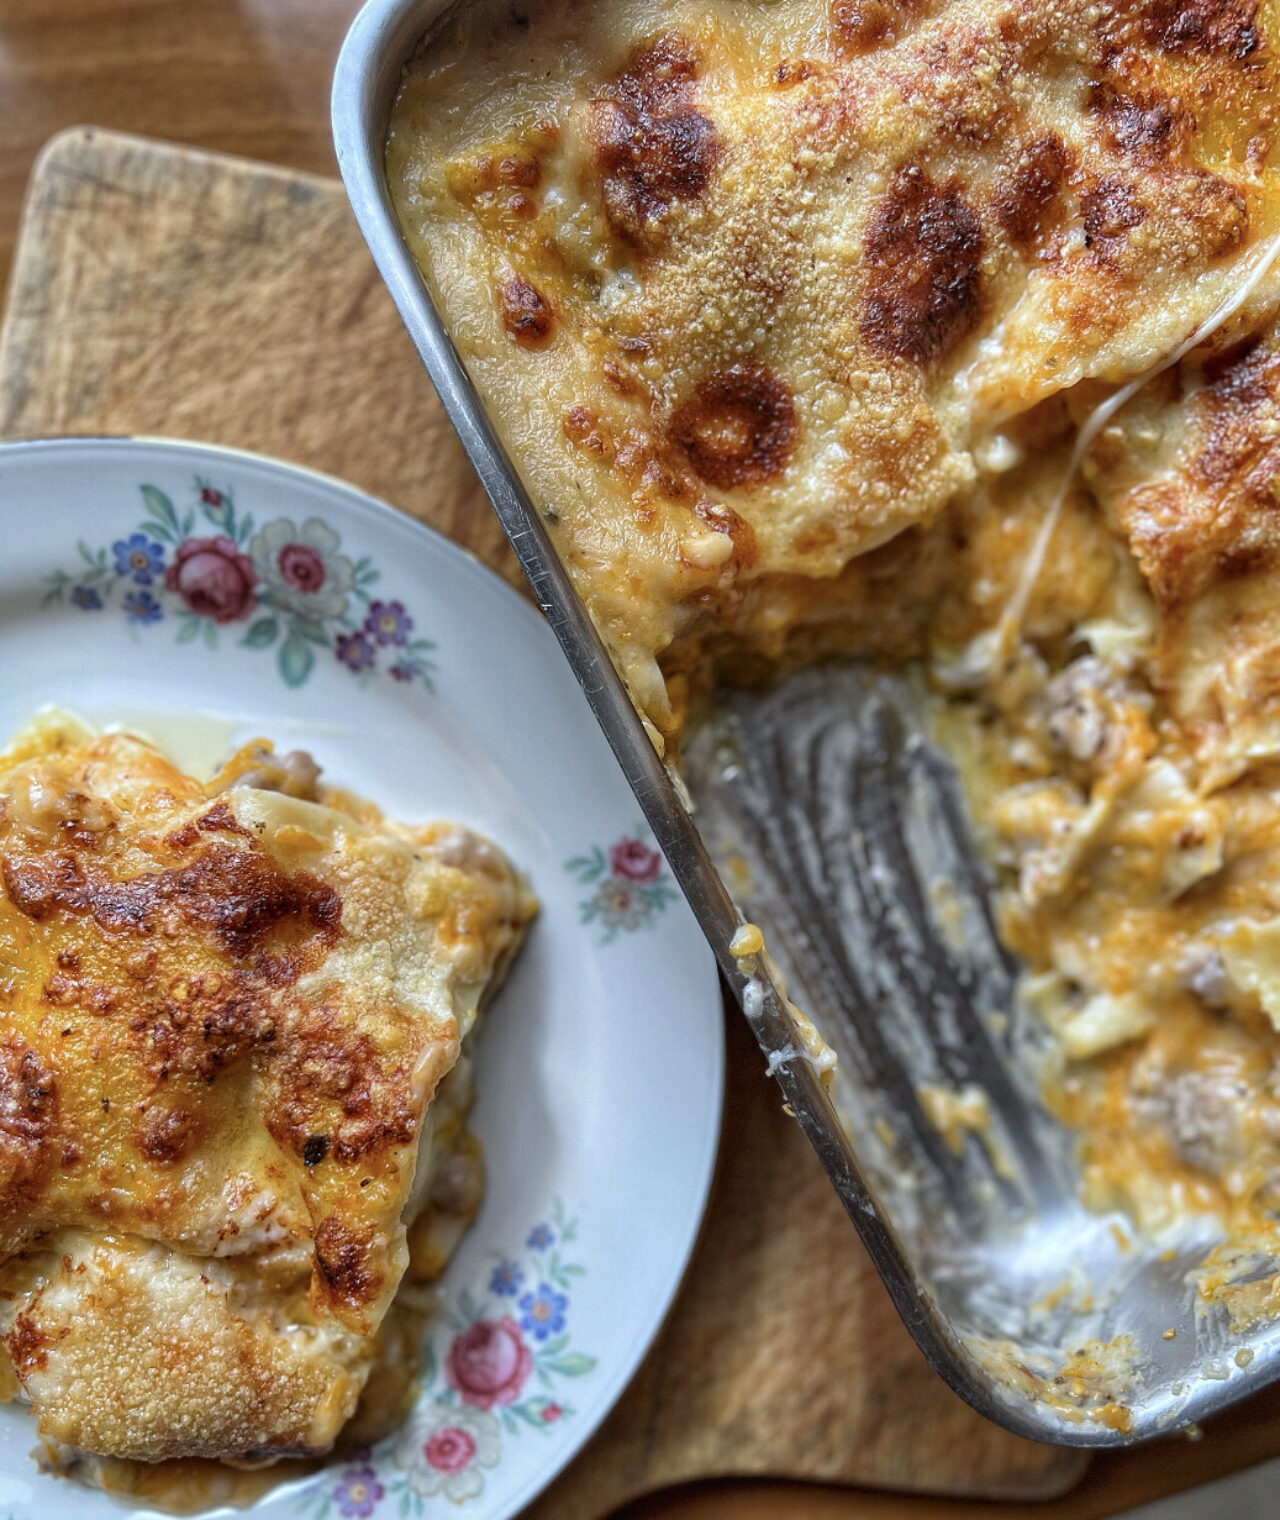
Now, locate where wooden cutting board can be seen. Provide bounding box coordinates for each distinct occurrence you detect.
[0,125,1090,1514]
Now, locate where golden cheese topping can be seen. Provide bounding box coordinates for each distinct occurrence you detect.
[0,715,533,1467]
[389,0,1280,1255]
[388,0,1280,747]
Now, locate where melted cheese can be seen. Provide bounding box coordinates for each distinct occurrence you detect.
[0,718,534,1473]
[388,0,1280,746]
[388,0,1280,1255]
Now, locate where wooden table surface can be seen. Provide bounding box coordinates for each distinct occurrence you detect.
[1,5,1277,1518]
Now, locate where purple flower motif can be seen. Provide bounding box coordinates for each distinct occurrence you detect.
[123,589,162,625]
[526,1224,554,1252]
[365,599,413,647]
[71,586,103,611]
[518,1282,568,1341]
[335,630,375,672]
[332,1464,383,1519]
[113,532,166,585]
[488,1259,524,1297]
[389,660,419,683]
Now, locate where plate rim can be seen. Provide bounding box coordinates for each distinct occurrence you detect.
[0,432,726,1518]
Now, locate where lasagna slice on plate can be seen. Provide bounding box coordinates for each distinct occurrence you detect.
[0,711,533,1492]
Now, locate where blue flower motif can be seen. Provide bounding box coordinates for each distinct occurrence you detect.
[113,532,166,585]
[365,599,413,647]
[71,586,103,611]
[526,1224,554,1251]
[518,1282,568,1341]
[488,1259,524,1297]
[123,589,162,625]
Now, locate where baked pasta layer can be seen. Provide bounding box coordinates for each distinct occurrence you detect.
[0,714,533,1471]
[388,0,1280,1239]
[388,0,1280,748]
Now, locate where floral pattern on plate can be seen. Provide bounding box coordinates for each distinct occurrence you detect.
[312,1203,595,1514]
[565,831,679,943]
[43,478,437,689]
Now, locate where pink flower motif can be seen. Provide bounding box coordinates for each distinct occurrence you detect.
[201,486,224,506]
[445,1316,533,1410]
[278,542,327,593]
[541,1402,563,1422]
[164,536,257,624]
[609,837,661,883]
[424,1426,476,1474]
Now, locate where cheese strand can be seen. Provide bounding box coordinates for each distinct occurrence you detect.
[992,226,1280,669]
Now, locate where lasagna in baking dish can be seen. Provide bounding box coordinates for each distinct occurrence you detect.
[387,1,1280,1234]
[0,712,533,1484]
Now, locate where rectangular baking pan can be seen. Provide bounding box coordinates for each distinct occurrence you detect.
[332,0,1280,1444]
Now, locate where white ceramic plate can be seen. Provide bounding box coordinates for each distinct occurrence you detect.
[0,438,723,1520]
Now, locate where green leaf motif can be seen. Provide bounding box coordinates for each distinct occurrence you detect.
[565,846,605,883]
[202,621,218,651]
[544,1353,596,1377]
[278,631,315,688]
[140,485,181,541]
[295,618,332,647]
[242,617,280,649]
[176,618,201,645]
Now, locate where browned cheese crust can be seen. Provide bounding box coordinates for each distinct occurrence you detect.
[388,1,1280,1244]
[0,720,533,1465]
[387,0,1278,747]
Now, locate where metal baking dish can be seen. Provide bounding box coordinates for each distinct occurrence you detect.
[332,0,1280,1444]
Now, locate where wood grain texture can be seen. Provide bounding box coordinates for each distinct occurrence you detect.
[614,1372,1280,1520]
[0,0,362,301]
[0,126,1087,1515]
[0,128,520,585]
